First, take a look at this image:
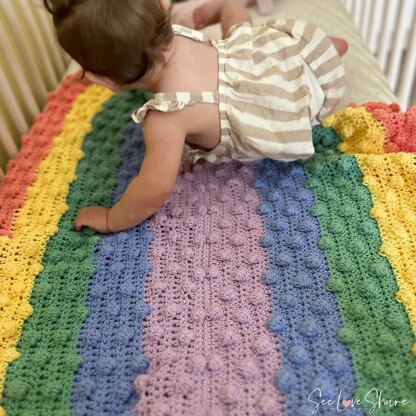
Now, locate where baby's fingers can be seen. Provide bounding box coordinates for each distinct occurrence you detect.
[73,208,90,231]
[73,206,110,233]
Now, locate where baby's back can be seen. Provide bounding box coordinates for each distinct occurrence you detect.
[157,34,222,152]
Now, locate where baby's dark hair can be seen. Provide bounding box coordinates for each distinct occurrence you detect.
[43,0,173,84]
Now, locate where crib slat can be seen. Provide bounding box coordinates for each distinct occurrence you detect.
[351,0,358,29]
[0,64,29,134]
[32,0,68,75]
[368,0,385,55]
[18,0,59,88]
[0,13,40,121]
[341,0,352,14]
[386,0,414,92]
[345,0,353,14]
[353,1,365,33]
[346,0,352,18]
[0,114,18,159]
[362,0,373,43]
[397,8,416,109]
[1,2,48,105]
[0,0,72,177]
[378,0,401,72]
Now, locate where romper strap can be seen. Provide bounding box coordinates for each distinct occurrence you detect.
[172,24,213,45]
[153,91,219,104]
[131,91,219,123]
[131,25,219,123]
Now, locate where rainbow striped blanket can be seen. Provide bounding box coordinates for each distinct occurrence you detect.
[1,74,416,416]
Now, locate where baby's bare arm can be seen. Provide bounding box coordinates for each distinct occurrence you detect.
[107,111,186,232]
[73,111,187,233]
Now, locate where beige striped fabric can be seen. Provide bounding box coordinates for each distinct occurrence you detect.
[132,20,346,165]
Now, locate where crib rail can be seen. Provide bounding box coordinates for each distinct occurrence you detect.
[0,0,70,180]
[342,0,416,109]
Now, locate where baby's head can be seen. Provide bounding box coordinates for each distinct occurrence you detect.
[44,0,173,89]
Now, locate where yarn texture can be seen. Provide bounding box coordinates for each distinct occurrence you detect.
[0,74,416,415]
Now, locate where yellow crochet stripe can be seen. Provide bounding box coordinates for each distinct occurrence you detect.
[325,106,416,354]
[356,153,416,356]
[0,85,113,409]
[323,106,386,154]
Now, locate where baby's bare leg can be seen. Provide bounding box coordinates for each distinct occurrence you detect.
[330,36,348,57]
[193,0,224,29]
[193,0,252,38]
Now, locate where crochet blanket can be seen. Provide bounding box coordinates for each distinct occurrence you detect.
[1,73,416,416]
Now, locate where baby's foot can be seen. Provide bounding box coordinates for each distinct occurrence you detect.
[256,0,275,15]
[170,0,201,28]
[193,0,224,30]
[330,37,349,57]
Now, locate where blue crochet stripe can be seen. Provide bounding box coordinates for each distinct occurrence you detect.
[253,159,362,416]
[70,121,153,416]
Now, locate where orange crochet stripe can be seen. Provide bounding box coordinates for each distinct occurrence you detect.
[0,85,113,412]
[0,73,89,237]
[358,102,416,153]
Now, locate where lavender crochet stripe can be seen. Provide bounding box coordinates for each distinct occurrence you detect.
[134,161,285,415]
[253,159,360,416]
[71,122,153,416]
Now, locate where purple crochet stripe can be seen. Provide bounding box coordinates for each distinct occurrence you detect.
[135,161,285,416]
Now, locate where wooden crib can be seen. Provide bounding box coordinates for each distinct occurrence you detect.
[342,0,416,110]
[0,0,71,180]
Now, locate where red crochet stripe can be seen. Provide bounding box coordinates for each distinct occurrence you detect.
[0,72,90,237]
[350,102,416,153]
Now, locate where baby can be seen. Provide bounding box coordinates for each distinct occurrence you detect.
[44,0,348,234]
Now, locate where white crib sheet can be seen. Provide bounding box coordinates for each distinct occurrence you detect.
[64,0,397,107]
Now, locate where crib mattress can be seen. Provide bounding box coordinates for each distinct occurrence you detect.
[1,72,416,415]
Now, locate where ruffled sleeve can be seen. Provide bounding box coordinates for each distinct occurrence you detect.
[131,101,152,124]
[131,98,193,124]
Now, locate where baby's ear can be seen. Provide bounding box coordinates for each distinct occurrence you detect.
[84,71,120,92]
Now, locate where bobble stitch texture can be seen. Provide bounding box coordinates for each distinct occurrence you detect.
[134,160,285,415]
[2,73,416,416]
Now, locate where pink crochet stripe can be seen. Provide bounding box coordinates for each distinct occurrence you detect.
[135,161,285,416]
[0,72,89,237]
[353,102,416,152]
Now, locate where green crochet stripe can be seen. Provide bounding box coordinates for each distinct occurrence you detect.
[302,129,416,415]
[312,124,342,154]
[2,90,147,416]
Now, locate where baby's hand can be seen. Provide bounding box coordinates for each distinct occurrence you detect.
[73,206,111,234]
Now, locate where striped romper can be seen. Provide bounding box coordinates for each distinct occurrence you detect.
[132,20,346,165]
